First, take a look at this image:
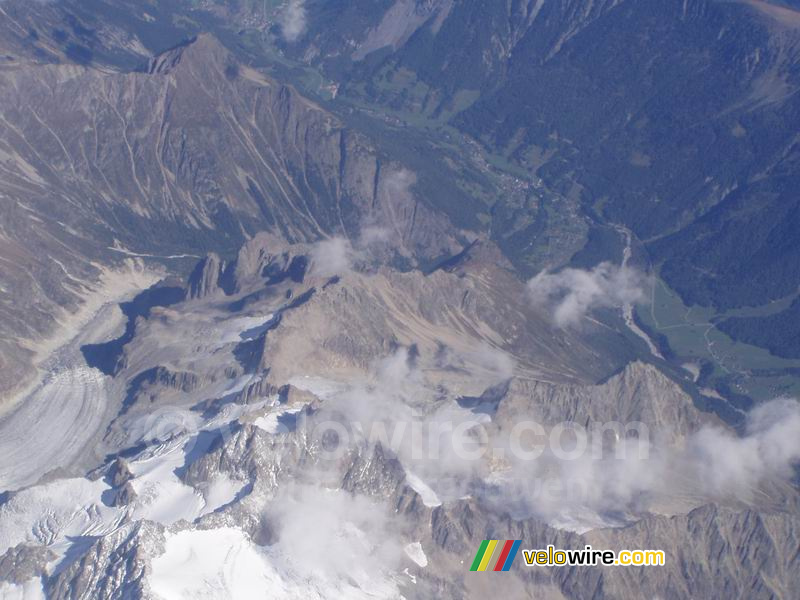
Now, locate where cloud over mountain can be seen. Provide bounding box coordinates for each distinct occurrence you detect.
[527,262,647,327]
[279,0,307,42]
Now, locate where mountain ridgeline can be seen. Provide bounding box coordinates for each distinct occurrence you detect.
[0,2,799,600]
[0,29,472,399]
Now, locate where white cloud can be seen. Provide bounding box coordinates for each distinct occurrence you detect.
[460,343,515,383]
[436,342,516,385]
[279,0,307,43]
[490,397,800,527]
[308,225,397,277]
[306,348,488,503]
[382,168,416,201]
[309,237,354,278]
[358,225,391,247]
[527,262,646,327]
[688,397,800,498]
[280,338,800,531]
[267,484,404,580]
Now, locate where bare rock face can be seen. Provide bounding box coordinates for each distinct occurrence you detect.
[105,458,137,507]
[247,238,633,390]
[0,32,464,401]
[107,458,134,487]
[0,543,55,585]
[46,521,164,600]
[416,495,800,600]
[494,361,715,442]
[1,228,795,600]
[236,378,281,406]
[1,4,799,599]
[277,384,319,406]
[188,253,225,299]
[573,504,800,600]
[173,411,799,600]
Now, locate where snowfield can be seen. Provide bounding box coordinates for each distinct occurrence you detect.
[0,477,122,558]
[0,389,416,600]
[0,578,46,600]
[151,528,278,600]
[150,527,404,600]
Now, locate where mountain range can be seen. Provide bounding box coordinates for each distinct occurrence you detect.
[0,1,799,599]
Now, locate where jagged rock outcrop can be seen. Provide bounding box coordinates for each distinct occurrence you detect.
[493,361,715,442]
[46,521,164,600]
[277,384,319,407]
[105,458,137,506]
[418,495,800,600]
[0,543,54,585]
[234,378,281,406]
[188,253,225,299]
[561,504,800,600]
[341,443,408,500]
[2,4,800,599]
[118,366,203,415]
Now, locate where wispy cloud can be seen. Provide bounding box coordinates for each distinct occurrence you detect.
[309,237,354,278]
[305,347,489,502]
[527,262,646,327]
[307,222,400,278]
[688,397,800,497]
[279,0,307,42]
[266,483,405,580]
[358,225,391,247]
[272,335,800,532]
[489,397,800,528]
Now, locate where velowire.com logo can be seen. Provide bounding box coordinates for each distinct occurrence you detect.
[469,540,666,570]
[469,539,522,572]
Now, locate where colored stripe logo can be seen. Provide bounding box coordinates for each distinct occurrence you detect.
[469,539,522,572]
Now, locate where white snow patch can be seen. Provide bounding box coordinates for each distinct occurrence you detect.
[150,527,402,600]
[214,315,274,344]
[0,365,109,491]
[199,473,244,516]
[151,528,275,599]
[0,477,122,558]
[288,375,348,400]
[127,440,204,526]
[253,405,305,434]
[404,542,427,567]
[403,471,441,507]
[218,395,275,424]
[0,578,46,600]
[127,409,203,446]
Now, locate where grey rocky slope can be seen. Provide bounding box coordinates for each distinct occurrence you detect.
[0,235,797,599]
[0,31,468,404]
